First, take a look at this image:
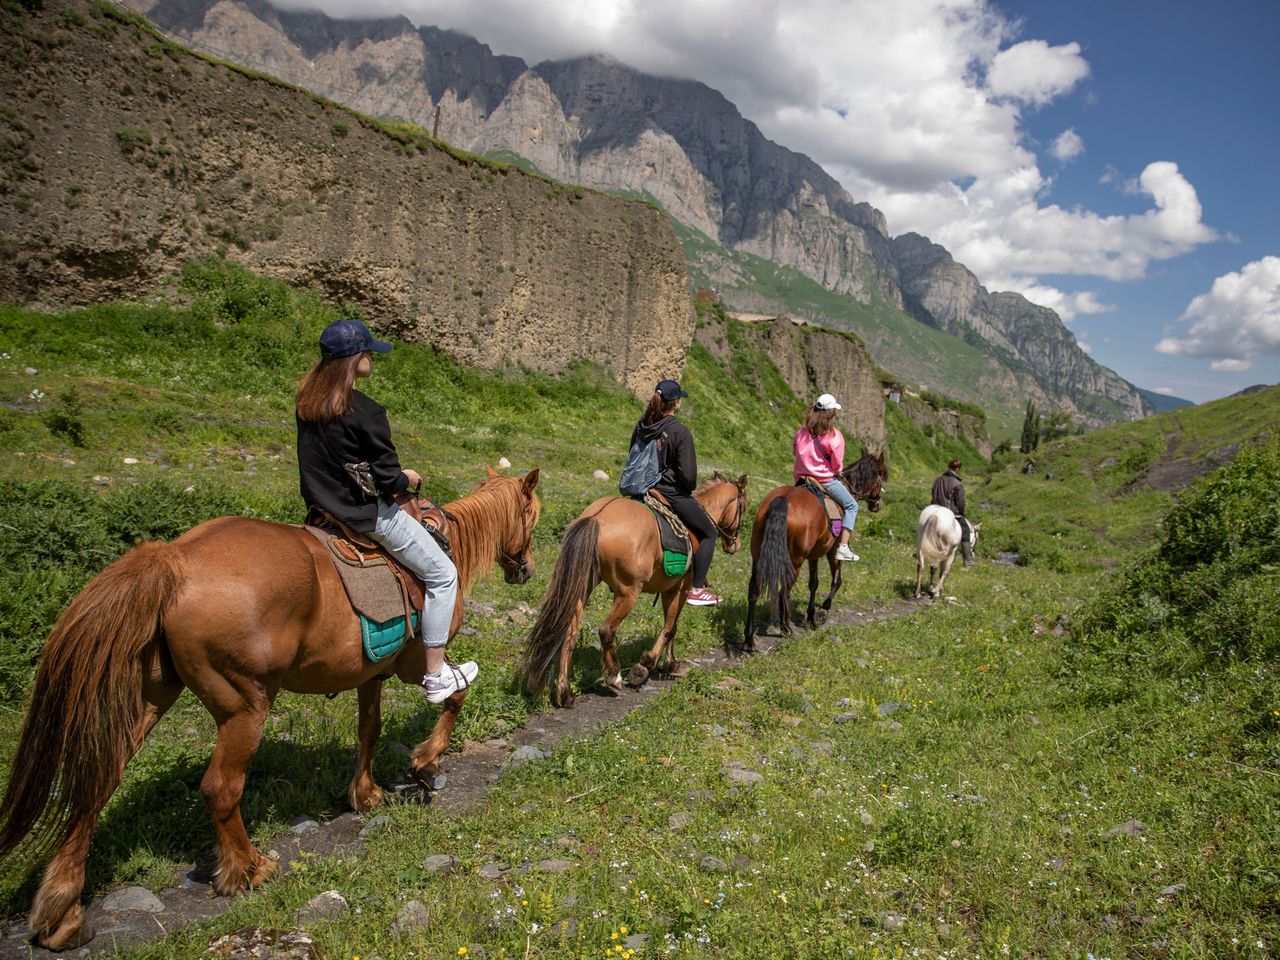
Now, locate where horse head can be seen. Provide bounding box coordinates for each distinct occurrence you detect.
[845,451,886,513]
[706,471,749,554]
[486,466,541,584]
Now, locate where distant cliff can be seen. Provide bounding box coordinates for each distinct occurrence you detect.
[128,0,1153,427]
[0,0,694,397]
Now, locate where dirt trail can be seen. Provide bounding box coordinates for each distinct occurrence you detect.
[0,596,925,958]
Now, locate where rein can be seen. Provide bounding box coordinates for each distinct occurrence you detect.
[498,493,534,580]
[712,483,747,547]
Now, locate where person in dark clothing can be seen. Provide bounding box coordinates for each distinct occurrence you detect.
[930,459,974,565]
[296,318,472,703]
[628,378,721,606]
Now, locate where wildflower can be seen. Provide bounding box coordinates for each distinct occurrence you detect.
[459,949,469,957]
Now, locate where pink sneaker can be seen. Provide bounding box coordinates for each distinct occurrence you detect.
[686,586,722,606]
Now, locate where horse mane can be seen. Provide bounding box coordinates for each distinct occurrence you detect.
[444,476,530,592]
[845,453,880,490]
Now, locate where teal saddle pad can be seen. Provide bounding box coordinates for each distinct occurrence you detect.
[642,502,691,576]
[360,611,418,663]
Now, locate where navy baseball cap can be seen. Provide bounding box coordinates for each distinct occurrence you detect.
[319,318,392,360]
[656,379,689,401]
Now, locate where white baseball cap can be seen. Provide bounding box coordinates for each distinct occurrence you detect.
[814,393,842,410]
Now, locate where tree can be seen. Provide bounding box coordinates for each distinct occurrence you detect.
[1019,400,1041,454]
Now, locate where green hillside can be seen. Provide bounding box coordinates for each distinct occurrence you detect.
[0,263,1276,958]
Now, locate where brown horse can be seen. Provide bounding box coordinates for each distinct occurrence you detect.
[742,452,886,650]
[523,473,748,708]
[0,467,540,950]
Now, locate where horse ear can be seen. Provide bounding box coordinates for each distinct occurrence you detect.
[523,468,540,492]
[486,464,499,479]
[712,469,726,482]
[737,473,748,488]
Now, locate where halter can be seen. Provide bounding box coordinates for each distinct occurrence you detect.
[499,494,535,581]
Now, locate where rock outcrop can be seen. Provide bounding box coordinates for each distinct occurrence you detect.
[125,0,1151,425]
[0,0,694,397]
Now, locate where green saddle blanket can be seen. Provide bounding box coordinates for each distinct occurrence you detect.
[360,611,418,663]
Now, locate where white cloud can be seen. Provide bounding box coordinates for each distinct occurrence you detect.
[1077,339,1093,354]
[992,280,1114,324]
[1156,256,1280,365]
[264,0,1219,309]
[1153,387,1176,395]
[1050,128,1083,163]
[988,40,1090,106]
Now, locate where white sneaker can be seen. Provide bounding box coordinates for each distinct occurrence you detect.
[421,660,479,703]
[835,544,858,562]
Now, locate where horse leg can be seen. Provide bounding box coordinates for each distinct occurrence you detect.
[934,552,956,598]
[805,557,819,627]
[408,692,463,788]
[201,695,278,896]
[30,672,182,950]
[590,590,636,690]
[820,553,842,618]
[914,552,925,599]
[654,587,693,678]
[348,678,384,813]
[743,564,760,652]
[553,596,586,708]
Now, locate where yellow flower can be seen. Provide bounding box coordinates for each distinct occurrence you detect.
[458,949,468,957]
[620,926,628,934]
[611,932,619,941]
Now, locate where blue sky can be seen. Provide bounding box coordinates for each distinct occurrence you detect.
[280,0,1279,403]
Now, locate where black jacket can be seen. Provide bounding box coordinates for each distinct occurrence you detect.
[630,415,697,497]
[297,389,410,532]
[930,469,966,516]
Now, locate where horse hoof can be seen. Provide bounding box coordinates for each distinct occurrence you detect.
[664,659,696,679]
[36,911,93,951]
[625,664,650,688]
[813,608,828,626]
[552,688,576,709]
[597,680,622,697]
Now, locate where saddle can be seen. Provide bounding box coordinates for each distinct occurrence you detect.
[797,476,844,532]
[641,490,693,576]
[302,491,454,663]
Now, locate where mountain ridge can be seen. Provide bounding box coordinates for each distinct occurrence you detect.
[130,0,1151,427]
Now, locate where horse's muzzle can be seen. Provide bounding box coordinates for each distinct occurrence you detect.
[504,559,533,584]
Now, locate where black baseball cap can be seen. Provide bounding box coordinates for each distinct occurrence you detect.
[319,318,392,360]
[656,379,689,401]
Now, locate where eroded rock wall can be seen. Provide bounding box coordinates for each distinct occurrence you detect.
[0,0,694,397]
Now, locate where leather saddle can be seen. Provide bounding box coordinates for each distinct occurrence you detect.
[797,476,843,524]
[305,490,454,626]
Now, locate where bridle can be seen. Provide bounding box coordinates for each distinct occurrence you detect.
[499,497,535,582]
[713,482,747,550]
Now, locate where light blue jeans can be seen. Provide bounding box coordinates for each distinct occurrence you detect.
[821,478,859,534]
[368,498,458,647]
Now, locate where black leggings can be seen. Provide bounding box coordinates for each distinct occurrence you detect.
[664,493,718,588]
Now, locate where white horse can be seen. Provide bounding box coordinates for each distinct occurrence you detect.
[914,505,980,599]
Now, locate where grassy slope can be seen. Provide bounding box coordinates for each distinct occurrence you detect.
[0,267,1276,958]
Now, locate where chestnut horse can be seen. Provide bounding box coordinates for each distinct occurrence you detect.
[0,467,540,950]
[523,473,748,708]
[742,452,886,650]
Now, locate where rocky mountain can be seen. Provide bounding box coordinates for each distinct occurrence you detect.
[125,0,1154,427]
[0,0,694,398]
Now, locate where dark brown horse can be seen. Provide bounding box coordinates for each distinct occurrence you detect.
[742,452,886,650]
[0,467,540,950]
[523,473,748,708]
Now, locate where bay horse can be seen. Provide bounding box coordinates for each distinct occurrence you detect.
[742,451,886,650]
[0,467,540,950]
[523,473,748,708]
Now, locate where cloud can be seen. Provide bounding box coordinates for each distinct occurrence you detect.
[992,280,1114,323]
[1156,256,1280,365]
[987,40,1090,106]
[1153,387,1176,395]
[264,0,1218,302]
[1050,128,1083,163]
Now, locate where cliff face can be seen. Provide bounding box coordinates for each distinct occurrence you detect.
[695,317,886,451]
[0,0,694,397]
[129,0,1152,426]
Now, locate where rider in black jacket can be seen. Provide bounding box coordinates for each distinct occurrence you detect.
[930,459,974,565]
[628,379,721,606]
[296,318,473,702]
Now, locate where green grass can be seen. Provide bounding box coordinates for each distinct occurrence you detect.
[0,264,1276,958]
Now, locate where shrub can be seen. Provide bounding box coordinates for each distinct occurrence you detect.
[43,385,86,446]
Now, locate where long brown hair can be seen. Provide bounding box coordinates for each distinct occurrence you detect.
[641,391,680,426]
[803,407,837,437]
[296,354,361,422]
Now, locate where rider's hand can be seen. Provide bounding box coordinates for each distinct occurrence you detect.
[402,468,423,491]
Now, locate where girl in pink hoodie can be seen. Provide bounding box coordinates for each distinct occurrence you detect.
[792,393,859,561]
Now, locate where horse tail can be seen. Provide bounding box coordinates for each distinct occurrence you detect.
[754,496,795,611]
[523,516,599,694]
[0,541,186,870]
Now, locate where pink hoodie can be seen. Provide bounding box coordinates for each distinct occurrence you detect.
[793,427,845,482]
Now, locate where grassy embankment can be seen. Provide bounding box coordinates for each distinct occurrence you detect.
[1,264,1276,958]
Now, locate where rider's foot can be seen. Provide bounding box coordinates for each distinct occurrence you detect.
[835,544,859,562]
[421,660,478,703]
[685,586,722,606]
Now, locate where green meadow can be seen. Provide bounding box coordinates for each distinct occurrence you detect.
[0,263,1276,958]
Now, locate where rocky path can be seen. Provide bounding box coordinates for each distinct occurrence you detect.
[0,597,926,958]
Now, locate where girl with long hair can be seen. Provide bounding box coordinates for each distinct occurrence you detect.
[793,393,860,561]
[296,318,473,702]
